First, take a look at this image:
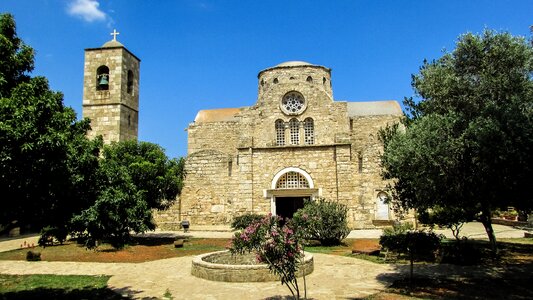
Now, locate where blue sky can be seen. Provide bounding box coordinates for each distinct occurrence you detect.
[3,0,532,158]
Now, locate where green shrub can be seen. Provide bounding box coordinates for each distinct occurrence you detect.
[439,238,481,265]
[38,226,68,247]
[382,222,413,236]
[292,198,350,246]
[380,228,443,281]
[230,213,265,230]
[26,251,41,261]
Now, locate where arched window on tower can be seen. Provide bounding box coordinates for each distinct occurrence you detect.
[127,70,134,94]
[275,119,285,146]
[96,65,110,91]
[289,118,299,145]
[303,118,314,145]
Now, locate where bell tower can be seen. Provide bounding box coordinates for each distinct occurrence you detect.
[82,30,140,144]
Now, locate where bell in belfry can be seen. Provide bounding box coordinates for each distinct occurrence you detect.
[98,74,109,88]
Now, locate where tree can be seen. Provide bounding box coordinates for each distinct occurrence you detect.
[71,140,185,249]
[0,13,101,236]
[381,30,533,253]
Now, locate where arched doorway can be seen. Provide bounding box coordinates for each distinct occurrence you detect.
[265,167,320,219]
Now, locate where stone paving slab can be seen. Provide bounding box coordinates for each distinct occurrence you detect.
[0,253,396,299]
[0,223,528,299]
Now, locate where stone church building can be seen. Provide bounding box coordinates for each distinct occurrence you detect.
[81,36,402,230]
[165,61,403,229]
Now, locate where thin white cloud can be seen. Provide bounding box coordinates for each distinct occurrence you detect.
[67,0,106,22]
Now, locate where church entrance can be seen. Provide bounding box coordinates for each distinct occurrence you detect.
[275,197,308,219]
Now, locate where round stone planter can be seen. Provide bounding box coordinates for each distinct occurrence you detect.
[191,250,314,282]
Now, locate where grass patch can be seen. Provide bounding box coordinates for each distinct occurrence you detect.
[0,274,125,299]
[0,238,230,263]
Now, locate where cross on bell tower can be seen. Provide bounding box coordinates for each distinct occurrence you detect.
[110,29,120,41]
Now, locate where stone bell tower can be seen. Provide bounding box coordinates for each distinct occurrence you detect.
[82,29,140,144]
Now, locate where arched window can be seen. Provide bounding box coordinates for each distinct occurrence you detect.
[127,70,134,94]
[96,65,110,91]
[275,119,285,146]
[289,118,299,145]
[303,118,314,145]
[306,76,313,83]
[273,78,279,84]
[276,171,310,189]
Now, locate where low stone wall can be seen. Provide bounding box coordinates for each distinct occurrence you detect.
[191,250,314,282]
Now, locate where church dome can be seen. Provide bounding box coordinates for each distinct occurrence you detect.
[102,39,124,48]
[275,61,314,67]
[258,61,330,78]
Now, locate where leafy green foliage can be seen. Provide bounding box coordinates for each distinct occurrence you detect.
[71,141,185,249]
[418,206,468,240]
[292,198,350,246]
[230,213,265,230]
[381,30,533,252]
[0,13,101,234]
[0,14,34,98]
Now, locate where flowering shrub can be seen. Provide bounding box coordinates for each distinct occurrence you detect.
[230,214,305,299]
[292,198,350,246]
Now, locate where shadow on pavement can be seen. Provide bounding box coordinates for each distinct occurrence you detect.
[364,259,533,299]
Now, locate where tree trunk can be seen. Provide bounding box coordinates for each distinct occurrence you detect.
[479,210,497,255]
[409,250,414,285]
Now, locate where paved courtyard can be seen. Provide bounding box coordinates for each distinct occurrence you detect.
[0,222,528,299]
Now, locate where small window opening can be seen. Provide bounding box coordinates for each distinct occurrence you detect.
[349,118,353,131]
[303,118,314,145]
[128,114,131,126]
[322,77,327,85]
[273,78,279,84]
[289,118,299,145]
[306,76,313,83]
[275,119,285,146]
[228,160,232,176]
[358,155,363,173]
[127,70,134,94]
[289,76,295,80]
[260,79,265,87]
[96,65,110,90]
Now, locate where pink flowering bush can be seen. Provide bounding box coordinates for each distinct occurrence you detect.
[229,214,305,299]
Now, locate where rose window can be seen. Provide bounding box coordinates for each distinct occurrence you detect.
[281,91,306,115]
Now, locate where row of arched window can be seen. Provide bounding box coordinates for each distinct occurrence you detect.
[275,118,314,146]
[96,65,134,94]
